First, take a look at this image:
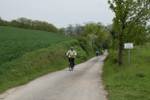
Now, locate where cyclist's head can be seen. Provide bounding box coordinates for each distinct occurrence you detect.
[70,47,74,51]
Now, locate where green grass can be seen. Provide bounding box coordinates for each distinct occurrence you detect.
[103,44,150,100]
[0,26,93,93]
[0,26,68,65]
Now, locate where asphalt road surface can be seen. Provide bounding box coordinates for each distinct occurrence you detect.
[0,53,108,100]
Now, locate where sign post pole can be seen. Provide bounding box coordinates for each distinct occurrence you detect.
[128,49,130,64]
[124,43,134,64]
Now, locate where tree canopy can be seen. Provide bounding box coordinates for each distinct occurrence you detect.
[108,0,150,65]
[0,17,58,33]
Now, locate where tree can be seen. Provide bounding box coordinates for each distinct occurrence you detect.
[108,0,150,65]
[0,17,9,26]
[0,17,3,25]
[82,23,111,50]
[147,25,150,42]
[74,24,84,36]
[65,25,74,35]
[59,28,66,34]
[9,18,58,33]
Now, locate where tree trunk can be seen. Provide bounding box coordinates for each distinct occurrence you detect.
[118,33,123,65]
[118,23,125,65]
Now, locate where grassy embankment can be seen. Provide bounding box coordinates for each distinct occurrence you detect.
[0,26,93,93]
[103,44,150,100]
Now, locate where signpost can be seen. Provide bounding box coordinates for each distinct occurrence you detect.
[124,43,134,64]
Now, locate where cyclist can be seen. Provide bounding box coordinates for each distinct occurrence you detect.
[66,47,77,71]
[96,49,100,56]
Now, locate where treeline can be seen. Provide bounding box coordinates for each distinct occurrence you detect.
[0,17,58,33]
[60,23,112,53]
[0,16,112,52]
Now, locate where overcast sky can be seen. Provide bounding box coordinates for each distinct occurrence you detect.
[0,0,114,27]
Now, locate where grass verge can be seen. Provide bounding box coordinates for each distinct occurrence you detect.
[103,44,150,100]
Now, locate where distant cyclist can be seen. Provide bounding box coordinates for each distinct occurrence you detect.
[96,49,100,56]
[66,47,77,71]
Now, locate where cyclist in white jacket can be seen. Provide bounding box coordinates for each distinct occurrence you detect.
[66,47,77,71]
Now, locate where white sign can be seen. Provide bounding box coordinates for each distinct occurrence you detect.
[124,43,134,49]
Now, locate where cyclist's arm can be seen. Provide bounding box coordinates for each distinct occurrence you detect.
[74,51,77,56]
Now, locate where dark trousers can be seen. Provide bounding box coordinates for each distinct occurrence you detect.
[68,58,75,70]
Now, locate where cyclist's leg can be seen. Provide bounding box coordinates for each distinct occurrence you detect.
[71,58,75,71]
[68,58,71,71]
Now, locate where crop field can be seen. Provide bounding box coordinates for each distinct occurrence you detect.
[0,26,69,65]
[0,26,91,93]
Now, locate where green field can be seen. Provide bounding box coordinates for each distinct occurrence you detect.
[0,26,69,65]
[103,44,150,100]
[0,26,92,93]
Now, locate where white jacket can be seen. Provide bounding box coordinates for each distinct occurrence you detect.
[66,50,77,58]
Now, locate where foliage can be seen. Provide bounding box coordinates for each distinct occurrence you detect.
[81,22,112,51]
[103,44,150,100]
[77,36,93,55]
[147,25,150,42]
[63,24,84,36]
[0,17,58,33]
[61,22,112,53]
[108,0,150,65]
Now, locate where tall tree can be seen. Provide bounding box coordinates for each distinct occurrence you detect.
[83,23,111,50]
[108,0,150,65]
